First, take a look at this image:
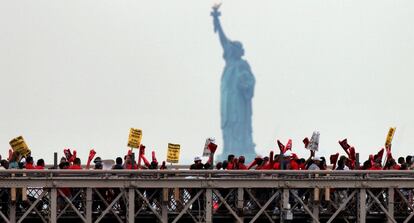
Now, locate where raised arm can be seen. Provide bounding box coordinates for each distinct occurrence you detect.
[211,4,230,50]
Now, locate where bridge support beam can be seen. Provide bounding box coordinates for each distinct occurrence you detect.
[359,188,366,223]
[128,188,135,223]
[388,188,394,223]
[206,189,212,223]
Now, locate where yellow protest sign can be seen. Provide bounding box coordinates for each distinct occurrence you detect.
[127,128,142,148]
[385,127,396,147]
[167,143,180,163]
[9,136,31,157]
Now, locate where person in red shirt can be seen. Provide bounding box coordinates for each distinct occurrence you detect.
[238,156,248,170]
[369,160,382,170]
[384,158,400,170]
[289,159,300,170]
[256,157,268,170]
[25,156,35,169]
[272,154,281,170]
[69,158,82,170]
[124,155,138,169]
[35,159,45,169]
[226,154,235,170]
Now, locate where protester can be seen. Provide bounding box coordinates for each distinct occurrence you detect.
[35,159,45,169]
[112,157,124,169]
[123,154,137,169]
[25,156,35,169]
[307,157,321,170]
[69,158,82,170]
[0,160,8,169]
[190,157,204,170]
[336,156,349,170]
[93,157,103,170]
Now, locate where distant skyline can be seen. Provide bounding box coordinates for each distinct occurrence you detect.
[1,0,413,164]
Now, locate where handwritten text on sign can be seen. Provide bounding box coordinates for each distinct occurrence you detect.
[167,143,180,163]
[127,128,142,148]
[9,136,31,157]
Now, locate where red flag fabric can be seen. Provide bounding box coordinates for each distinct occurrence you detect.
[330,153,339,170]
[208,142,218,153]
[69,150,77,163]
[285,139,292,153]
[348,147,356,161]
[330,153,339,165]
[338,139,350,155]
[376,148,384,162]
[277,140,285,154]
[86,149,96,169]
[64,149,72,161]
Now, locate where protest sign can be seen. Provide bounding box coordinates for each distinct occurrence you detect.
[306,131,320,151]
[127,128,142,148]
[9,136,31,157]
[167,143,180,163]
[385,127,396,148]
[202,138,215,157]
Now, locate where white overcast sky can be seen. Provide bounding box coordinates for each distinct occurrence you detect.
[1,0,413,164]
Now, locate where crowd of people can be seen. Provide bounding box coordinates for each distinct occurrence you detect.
[0,138,410,171]
[0,137,412,216]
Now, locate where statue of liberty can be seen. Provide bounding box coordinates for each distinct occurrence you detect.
[211,4,256,162]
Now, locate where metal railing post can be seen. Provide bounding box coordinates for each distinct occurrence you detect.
[50,188,57,223]
[86,188,92,223]
[128,188,135,223]
[206,188,213,223]
[388,188,395,223]
[359,188,366,223]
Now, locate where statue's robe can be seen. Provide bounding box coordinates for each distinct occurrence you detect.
[221,44,256,157]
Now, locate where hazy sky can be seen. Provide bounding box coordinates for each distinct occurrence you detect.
[1,0,413,164]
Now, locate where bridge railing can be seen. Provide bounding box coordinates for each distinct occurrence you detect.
[0,170,413,223]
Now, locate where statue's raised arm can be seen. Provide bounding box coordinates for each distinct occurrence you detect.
[211,4,230,50]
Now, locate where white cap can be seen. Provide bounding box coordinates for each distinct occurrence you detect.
[312,156,321,161]
[283,151,292,157]
[194,156,202,162]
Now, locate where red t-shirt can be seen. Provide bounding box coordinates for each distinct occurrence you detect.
[273,162,280,170]
[392,164,401,170]
[69,165,82,170]
[290,160,299,170]
[262,162,273,170]
[125,164,138,169]
[227,162,234,170]
[238,164,248,170]
[25,163,35,169]
[369,166,382,170]
[35,166,44,170]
